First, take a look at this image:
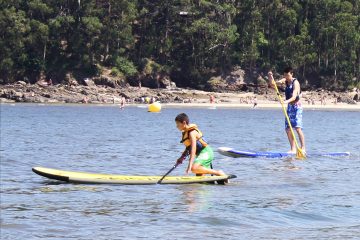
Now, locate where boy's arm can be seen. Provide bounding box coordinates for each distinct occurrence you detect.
[177,149,188,164]
[186,131,198,174]
[284,80,300,104]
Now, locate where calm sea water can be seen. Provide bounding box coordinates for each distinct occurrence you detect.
[1,104,359,240]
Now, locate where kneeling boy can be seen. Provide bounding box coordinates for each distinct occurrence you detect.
[175,113,226,176]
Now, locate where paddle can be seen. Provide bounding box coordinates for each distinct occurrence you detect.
[157,162,180,184]
[271,77,306,160]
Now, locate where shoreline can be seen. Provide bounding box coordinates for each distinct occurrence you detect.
[163,102,360,110]
[2,101,359,111]
[1,83,359,111]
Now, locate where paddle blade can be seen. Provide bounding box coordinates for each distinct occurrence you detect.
[296,149,307,159]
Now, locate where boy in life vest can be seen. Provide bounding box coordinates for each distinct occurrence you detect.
[175,113,227,176]
[268,67,306,153]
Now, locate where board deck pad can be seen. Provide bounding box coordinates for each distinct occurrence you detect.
[32,167,236,185]
[218,147,350,158]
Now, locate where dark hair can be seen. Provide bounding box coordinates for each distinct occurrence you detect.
[283,67,294,74]
[175,113,189,124]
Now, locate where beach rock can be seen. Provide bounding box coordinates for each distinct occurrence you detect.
[64,96,82,103]
[0,89,6,98]
[337,95,356,104]
[174,96,183,102]
[84,78,96,87]
[160,76,176,89]
[23,96,45,103]
[3,90,24,101]
[64,73,77,86]
[0,97,15,103]
[47,99,60,103]
[353,93,359,101]
[41,93,51,98]
[16,81,27,86]
[349,89,359,102]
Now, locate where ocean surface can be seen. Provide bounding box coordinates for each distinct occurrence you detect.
[1,104,359,240]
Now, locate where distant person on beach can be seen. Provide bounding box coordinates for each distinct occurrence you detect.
[150,97,156,104]
[252,96,258,108]
[120,97,126,109]
[209,95,215,104]
[322,95,326,105]
[268,67,306,153]
[175,113,227,178]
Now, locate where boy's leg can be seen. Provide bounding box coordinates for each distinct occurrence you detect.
[192,146,226,176]
[296,127,306,151]
[196,163,213,176]
[191,164,225,176]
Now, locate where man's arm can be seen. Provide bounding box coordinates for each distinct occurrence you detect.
[268,71,286,88]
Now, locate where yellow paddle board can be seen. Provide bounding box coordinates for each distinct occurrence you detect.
[32,167,236,185]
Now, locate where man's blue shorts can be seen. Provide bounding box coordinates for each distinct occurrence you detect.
[285,103,303,129]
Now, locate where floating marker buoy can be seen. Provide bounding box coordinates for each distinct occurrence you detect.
[148,102,161,112]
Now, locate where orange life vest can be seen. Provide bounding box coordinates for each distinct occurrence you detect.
[180,124,208,155]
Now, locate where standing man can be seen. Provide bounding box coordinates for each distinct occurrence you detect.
[268,67,306,154]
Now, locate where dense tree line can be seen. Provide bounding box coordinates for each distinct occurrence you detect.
[1,0,359,90]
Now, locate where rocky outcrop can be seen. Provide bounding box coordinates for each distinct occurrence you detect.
[92,76,126,88]
[127,58,177,89]
[0,83,180,104]
[130,74,177,89]
[207,66,248,91]
[300,89,359,104]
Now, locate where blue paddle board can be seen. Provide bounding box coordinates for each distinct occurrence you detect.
[218,147,350,158]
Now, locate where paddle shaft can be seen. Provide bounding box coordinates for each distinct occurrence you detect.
[272,81,302,153]
[157,163,179,184]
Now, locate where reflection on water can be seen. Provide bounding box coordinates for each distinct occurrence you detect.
[178,185,213,213]
[1,104,359,239]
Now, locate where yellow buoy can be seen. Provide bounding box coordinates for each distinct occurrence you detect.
[148,102,161,112]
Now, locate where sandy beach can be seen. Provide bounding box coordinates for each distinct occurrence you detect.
[2,101,359,111]
[162,102,360,111]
